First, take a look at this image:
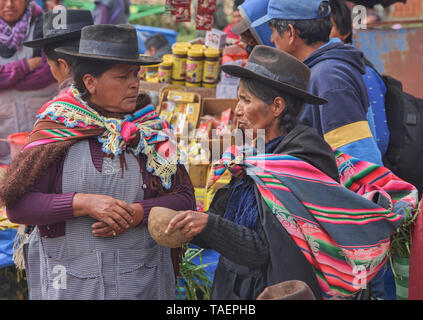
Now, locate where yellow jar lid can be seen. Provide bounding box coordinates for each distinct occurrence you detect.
[187,48,204,57]
[162,54,173,62]
[147,64,159,69]
[172,46,188,55]
[159,60,172,67]
[173,42,190,49]
[191,44,206,51]
[204,47,220,58]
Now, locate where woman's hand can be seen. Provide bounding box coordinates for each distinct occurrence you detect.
[73,193,135,233]
[26,57,42,72]
[165,210,208,240]
[91,203,144,237]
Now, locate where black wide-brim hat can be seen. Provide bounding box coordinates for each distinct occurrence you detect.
[221,45,328,105]
[24,10,93,48]
[55,24,162,66]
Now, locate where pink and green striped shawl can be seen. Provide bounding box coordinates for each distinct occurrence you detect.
[208,145,418,299]
[23,86,179,189]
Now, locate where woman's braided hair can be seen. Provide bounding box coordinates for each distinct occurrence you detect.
[240,78,304,134]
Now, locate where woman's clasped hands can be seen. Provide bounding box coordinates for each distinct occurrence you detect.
[73,193,144,237]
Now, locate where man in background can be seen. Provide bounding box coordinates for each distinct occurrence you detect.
[145,33,172,59]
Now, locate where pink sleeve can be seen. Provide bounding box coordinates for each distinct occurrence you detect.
[12,55,56,91]
[0,59,30,91]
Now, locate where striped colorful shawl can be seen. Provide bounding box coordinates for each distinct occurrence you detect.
[24,86,179,189]
[208,145,418,299]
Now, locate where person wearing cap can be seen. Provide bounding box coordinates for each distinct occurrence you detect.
[1,24,196,300]
[330,0,390,160]
[163,45,417,300]
[231,0,274,53]
[252,0,383,168]
[330,0,395,300]
[252,0,391,299]
[145,33,172,59]
[0,0,57,166]
[24,9,94,93]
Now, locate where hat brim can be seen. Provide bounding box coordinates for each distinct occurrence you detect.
[251,14,272,28]
[231,19,250,35]
[23,30,82,48]
[221,64,328,105]
[55,46,162,66]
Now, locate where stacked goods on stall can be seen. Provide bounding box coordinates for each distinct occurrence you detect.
[141,41,222,89]
[158,89,238,211]
[158,89,202,137]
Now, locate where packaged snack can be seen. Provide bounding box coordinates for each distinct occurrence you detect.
[188,141,209,165]
[215,107,233,135]
[159,101,177,122]
[173,3,191,22]
[174,113,188,136]
[165,0,173,11]
[197,0,217,14]
[196,120,213,140]
[185,103,201,136]
[167,91,196,103]
[196,14,214,31]
[205,28,227,50]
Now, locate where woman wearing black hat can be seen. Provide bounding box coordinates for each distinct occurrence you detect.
[24,9,94,93]
[164,45,415,300]
[1,24,196,300]
[166,45,332,300]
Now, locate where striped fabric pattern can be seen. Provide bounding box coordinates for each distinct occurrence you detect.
[23,86,179,189]
[209,146,418,299]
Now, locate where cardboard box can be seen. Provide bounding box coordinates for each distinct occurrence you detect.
[194,187,207,212]
[189,164,210,188]
[201,97,238,116]
[205,28,227,50]
[200,98,238,161]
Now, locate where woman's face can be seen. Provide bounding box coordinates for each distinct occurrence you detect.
[0,0,27,26]
[84,63,140,114]
[236,81,284,140]
[232,10,242,26]
[46,57,69,83]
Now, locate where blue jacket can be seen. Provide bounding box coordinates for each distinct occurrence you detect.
[298,41,383,165]
[363,65,389,157]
